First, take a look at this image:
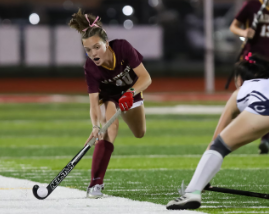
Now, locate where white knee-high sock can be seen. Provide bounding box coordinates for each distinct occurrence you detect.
[185,150,223,193]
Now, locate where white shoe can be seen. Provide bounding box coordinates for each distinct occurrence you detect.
[86,184,104,199]
[166,192,201,210]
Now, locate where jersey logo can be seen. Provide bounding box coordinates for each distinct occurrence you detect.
[101,65,134,86]
[255,13,269,24]
[254,105,266,113]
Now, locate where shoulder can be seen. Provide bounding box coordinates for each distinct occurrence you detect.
[229,89,241,116]
[246,0,262,8]
[232,88,240,99]
[237,80,252,97]
[110,39,136,57]
[84,58,93,69]
[249,0,261,4]
[240,79,258,88]
[240,0,261,10]
[84,58,98,74]
[109,39,132,49]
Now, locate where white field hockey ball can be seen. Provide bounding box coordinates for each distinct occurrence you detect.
[37,187,48,198]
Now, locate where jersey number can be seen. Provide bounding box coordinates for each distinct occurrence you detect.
[260,25,269,37]
[115,73,133,86]
[122,73,133,85]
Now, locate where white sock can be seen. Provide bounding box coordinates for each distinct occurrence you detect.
[185,150,223,193]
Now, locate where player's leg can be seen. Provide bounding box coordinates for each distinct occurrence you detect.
[167,111,269,210]
[87,101,119,198]
[121,102,146,138]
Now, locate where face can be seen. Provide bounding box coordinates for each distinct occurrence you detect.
[83,35,108,66]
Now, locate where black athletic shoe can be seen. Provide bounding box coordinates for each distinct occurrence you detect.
[166,193,201,210]
[259,140,269,154]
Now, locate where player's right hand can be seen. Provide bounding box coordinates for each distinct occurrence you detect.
[84,127,102,147]
[244,28,255,39]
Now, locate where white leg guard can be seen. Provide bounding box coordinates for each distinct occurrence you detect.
[185,150,223,193]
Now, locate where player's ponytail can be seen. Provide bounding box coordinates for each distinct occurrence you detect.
[234,53,269,81]
[69,9,108,42]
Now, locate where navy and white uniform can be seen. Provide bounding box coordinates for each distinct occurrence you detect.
[237,79,269,116]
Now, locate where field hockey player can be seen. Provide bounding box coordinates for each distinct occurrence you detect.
[69,9,152,199]
[230,0,269,153]
[167,54,269,210]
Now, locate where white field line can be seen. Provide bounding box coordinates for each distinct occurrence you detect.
[0,154,265,159]
[0,175,206,214]
[202,201,261,204]
[145,105,224,115]
[223,212,269,213]
[0,95,225,115]
[0,105,224,115]
[202,206,269,208]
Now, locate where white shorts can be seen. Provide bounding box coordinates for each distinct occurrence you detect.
[100,100,144,119]
[130,100,144,109]
[245,101,269,116]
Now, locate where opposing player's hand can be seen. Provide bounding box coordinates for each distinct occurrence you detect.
[244,28,255,39]
[84,127,102,147]
[119,92,134,111]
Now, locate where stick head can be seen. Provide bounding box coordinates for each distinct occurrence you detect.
[32,185,49,200]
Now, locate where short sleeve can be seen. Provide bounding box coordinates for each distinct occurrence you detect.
[84,61,100,94]
[121,40,143,69]
[235,1,251,24]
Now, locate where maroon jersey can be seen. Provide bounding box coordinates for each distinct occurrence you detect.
[84,39,143,104]
[235,0,269,58]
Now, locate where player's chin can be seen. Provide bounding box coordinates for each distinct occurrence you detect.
[93,58,102,66]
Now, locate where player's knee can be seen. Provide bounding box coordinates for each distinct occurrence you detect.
[109,122,119,133]
[209,135,231,158]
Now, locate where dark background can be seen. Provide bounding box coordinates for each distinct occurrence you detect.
[0,0,243,78]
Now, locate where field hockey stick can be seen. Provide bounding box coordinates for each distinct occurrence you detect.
[204,183,269,199]
[32,108,122,200]
[225,0,269,89]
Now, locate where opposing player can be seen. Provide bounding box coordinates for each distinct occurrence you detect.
[166,54,269,210]
[69,9,152,198]
[230,0,269,153]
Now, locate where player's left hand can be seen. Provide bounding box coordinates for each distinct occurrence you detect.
[119,92,133,111]
[245,28,255,39]
[84,127,103,147]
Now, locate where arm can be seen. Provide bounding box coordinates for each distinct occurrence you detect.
[89,93,101,127]
[85,93,101,145]
[206,90,240,149]
[230,19,255,39]
[131,62,152,95]
[118,63,151,111]
[118,40,152,111]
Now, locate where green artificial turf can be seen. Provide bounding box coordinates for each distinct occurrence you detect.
[0,103,268,214]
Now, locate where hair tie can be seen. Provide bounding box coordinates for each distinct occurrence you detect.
[82,15,106,33]
[244,52,256,64]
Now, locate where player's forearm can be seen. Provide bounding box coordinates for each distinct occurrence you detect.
[206,114,233,150]
[90,106,100,127]
[131,74,152,95]
[212,114,233,140]
[212,100,238,139]
[230,20,246,37]
[206,91,239,150]
[230,25,246,37]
